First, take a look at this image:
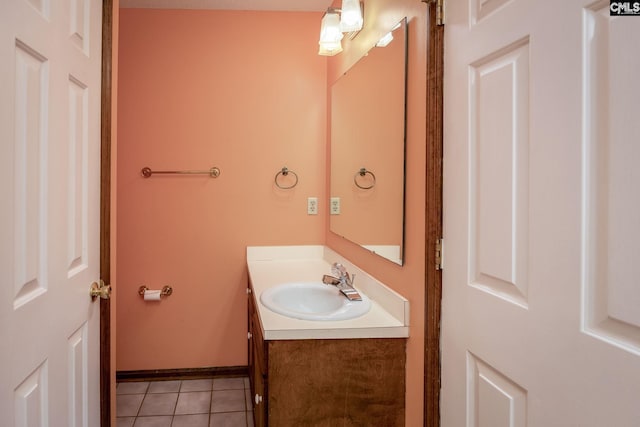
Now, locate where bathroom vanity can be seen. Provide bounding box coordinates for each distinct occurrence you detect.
[246,246,409,426]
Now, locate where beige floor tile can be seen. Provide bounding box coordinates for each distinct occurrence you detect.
[180,379,213,392]
[209,411,247,427]
[116,394,145,417]
[172,414,210,427]
[244,389,252,412]
[147,380,181,394]
[132,416,172,427]
[117,382,149,395]
[175,391,212,415]
[117,377,252,426]
[211,390,245,413]
[212,378,244,391]
[116,417,136,427]
[138,393,178,416]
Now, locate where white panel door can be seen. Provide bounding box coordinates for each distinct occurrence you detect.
[442,0,640,425]
[0,0,103,425]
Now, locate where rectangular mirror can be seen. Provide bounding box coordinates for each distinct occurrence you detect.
[329,18,408,265]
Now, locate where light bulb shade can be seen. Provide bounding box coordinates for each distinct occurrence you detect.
[319,12,343,44]
[318,40,343,56]
[340,0,363,32]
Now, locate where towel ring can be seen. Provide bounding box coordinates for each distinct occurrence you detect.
[354,168,376,190]
[274,167,299,189]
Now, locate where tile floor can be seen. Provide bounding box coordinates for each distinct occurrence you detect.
[116,377,254,427]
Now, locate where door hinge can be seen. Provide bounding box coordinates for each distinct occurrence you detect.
[422,0,445,26]
[435,238,444,271]
[436,0,445,26]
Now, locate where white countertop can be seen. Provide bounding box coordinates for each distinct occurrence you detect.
[247,245,409,340]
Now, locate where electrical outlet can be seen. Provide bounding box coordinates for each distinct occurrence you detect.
[330,197,341,215]
[307,197,318,215]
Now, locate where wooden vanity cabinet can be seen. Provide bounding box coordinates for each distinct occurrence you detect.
[247,283,407,427]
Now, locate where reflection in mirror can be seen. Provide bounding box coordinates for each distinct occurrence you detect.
[329,18,407,265]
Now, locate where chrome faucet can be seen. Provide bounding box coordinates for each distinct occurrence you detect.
[322,263,362,301]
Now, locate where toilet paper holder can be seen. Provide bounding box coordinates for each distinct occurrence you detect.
[138,285,173,298]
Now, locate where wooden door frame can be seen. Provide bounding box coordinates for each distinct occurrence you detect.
[97,2,445,425]
[423,1,444,426]
[100,0,113,425]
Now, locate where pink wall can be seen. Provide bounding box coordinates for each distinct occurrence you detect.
[116,9,326,370]
[325,1,427,425]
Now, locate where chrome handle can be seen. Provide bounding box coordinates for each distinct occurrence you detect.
[90,280,111,301]
[331,262,347,276]
[255,394,263,404]
[248,332,252,340]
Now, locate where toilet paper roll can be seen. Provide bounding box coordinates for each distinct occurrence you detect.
[143,290,162,301]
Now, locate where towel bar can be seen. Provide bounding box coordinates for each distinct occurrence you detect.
[141,166,220,178]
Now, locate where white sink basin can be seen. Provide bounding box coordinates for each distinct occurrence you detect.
[260,282,371,321]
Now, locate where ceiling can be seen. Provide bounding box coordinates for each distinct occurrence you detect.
[119,0,333,11]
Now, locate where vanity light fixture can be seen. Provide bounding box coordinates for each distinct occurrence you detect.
[318,0,363,56]
[339,0,364,33]
[318,10,344,56]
